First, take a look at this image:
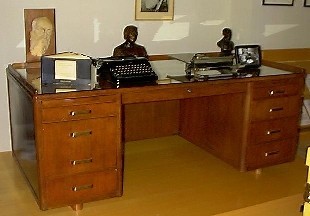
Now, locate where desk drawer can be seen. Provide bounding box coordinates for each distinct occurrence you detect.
[250,96,301,121]
[249,117,299,145]
[245,138,296,170]
[41,95,119,108]
[122,82,246,103]
[42,99,119,123]
[42,117,120,177]
[45,170,120,208]
[252,84,299,100]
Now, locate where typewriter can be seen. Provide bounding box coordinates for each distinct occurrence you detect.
[94,56,158,88]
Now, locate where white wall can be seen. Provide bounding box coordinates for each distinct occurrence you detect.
[1,0,309,152]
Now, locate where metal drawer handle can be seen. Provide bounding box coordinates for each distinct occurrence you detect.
[72,184,93,192]
[70,110,92,116]
[269,107,283,112]
[266,129,281,135]
[103,100,115,103]
[71,158,93,165]
[187,89,192,93]
[70,130,92,138]
[269,90,285,96]
[264,150,280,157]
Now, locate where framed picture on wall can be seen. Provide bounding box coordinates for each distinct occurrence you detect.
[135,0,174,20]
[262,0,294,6]
[305,0,310,7]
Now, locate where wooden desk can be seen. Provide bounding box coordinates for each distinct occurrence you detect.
[6,58,305,210]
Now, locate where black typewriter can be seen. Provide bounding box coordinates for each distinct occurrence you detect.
[94,56,158,88]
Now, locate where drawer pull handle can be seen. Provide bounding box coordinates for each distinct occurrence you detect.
[266,129,281,135]
[269,107,283,112]
[187,89,192,93]
[269,90,285,96]
[70,110,92,116]
[264,151,280,157]
[71,158,93,165]
[70,130,92,138]
[72,184,93,192]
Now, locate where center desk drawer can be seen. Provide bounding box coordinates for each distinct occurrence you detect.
[41,95,120,123]
[250,96,301,121]
[122,82,246,103]
[42,117,119,178]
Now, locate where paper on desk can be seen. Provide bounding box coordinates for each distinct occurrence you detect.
[55,88,77,93]
[55,60,77,80]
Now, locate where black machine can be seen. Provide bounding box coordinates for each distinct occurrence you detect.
[94,56,158,88]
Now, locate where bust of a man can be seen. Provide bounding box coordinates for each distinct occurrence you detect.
[113,25,148,58]
[29,16,53,57]
[217,28,234,56]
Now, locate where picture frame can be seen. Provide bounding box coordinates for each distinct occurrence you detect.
[135,0,174,20]
[304,0,310,7]
[24,9,56,63]
[235,45,262,68]
[262,0,294,6]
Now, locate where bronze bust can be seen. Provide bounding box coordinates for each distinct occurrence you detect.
[217,28,234,56]
[113,25,148,58]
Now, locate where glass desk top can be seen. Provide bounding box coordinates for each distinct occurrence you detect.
[11,56,293,95]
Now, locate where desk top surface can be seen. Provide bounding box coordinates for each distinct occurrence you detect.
[7,56,300,95]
